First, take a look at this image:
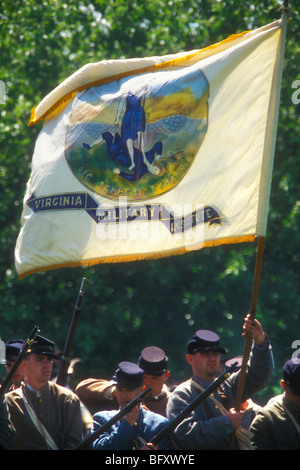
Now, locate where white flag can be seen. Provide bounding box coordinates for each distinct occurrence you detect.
[15,19,285,278]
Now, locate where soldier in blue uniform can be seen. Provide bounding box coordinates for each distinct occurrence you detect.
[138,346,171,417]
[92,361,171,450]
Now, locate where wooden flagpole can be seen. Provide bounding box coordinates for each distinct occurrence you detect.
[233,0,290,413]
[228,3,290,450]
[234,236,265,412]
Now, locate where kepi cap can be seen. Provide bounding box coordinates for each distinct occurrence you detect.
[283,359,300,396]
[29,335,60,360]
[138,346,168,376]
[225,356,243,369]
[5,339,25,362]
[187,329,226,355]
[112,361,144,390]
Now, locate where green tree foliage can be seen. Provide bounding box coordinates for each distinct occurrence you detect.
[0,0,299,401]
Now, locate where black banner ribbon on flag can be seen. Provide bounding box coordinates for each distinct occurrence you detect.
[26,192,222,234]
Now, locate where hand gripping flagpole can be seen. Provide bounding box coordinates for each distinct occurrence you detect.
[234,236,265,413]
[149,362,239,448]
[228,6,290,450]
[228,237,269,451]
[233,0,289,416]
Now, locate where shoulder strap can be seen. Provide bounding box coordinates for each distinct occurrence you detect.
[189,378,228,415]
[283,405,300,437]
[16,388,59,450]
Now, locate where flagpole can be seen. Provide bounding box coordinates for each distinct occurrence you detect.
[234,236,265,412]
[233,1,289,414]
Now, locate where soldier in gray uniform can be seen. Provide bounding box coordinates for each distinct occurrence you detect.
[167,315,273,450]
[6,335,84,449]
[250,358,300,449]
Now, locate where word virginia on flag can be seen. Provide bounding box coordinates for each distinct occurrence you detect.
[15,19,285,278]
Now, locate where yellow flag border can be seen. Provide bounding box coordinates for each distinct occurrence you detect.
[18,18,285,279]
[29,20,283,128]
[28,29,255,127]
[18,235,255,279]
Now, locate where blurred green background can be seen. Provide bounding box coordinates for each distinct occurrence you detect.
[1,0,299,404]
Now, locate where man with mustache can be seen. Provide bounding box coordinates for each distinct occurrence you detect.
[5,335,84,449]
[166,315,273,450]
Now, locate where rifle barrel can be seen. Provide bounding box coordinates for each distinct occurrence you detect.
[56,277,89,386]
[0,325,40,398]
[151,362,238,446]
[75,386,152,450]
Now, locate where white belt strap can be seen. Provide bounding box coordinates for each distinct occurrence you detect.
[16,388,58,450]
[189,379,228,414]
[190,378,255,450]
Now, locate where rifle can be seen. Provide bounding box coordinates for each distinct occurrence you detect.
[150,361,238,447]
[75,386,152,450]
[0,325,40,399]
[56,277,89,386]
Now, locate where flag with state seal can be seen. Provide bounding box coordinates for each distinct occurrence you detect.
[15,18,286,279]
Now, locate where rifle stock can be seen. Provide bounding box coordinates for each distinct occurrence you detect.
[0,325,40,398]
[151,362,238,446]
[56,277,88,386]
[75,386,152,450]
